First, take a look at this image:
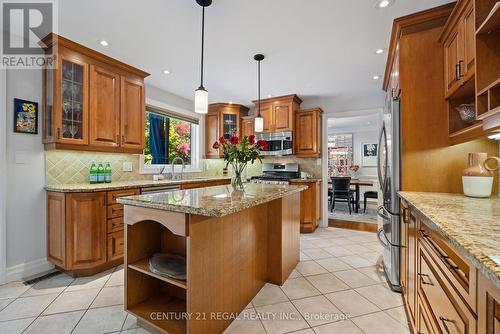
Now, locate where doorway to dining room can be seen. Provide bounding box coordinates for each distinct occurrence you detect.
[326,112,380,230]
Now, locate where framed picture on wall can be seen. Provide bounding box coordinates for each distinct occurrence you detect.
[361,143,377,166]
[14,98,38,134]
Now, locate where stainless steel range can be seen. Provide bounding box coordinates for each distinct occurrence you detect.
[250,163,299,185]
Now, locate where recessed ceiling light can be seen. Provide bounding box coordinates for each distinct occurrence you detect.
[376,0,394,9]
[229,101,233,104]
[373,75,380,80]
[99,40,109,47]
[375,49,384,54]
[162,69,171,75]
[267,94,273,98]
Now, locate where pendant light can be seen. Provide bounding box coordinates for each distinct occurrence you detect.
[254,54,265,132]
[194,0,212,114]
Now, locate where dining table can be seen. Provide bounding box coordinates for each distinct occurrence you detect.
[328,179,375,213]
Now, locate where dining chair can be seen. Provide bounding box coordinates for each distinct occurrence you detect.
[363,190,378,213]
[330,177,355,214]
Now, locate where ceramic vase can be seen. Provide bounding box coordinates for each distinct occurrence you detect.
[462,153,500,198]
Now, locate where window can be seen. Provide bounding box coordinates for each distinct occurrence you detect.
[327,133,353,177]
[143,106,199,169]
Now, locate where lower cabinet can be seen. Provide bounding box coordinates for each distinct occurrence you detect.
[47,188,139,276]
[47,179,232,276]
[289,180,321,233]
[401,198,482,334]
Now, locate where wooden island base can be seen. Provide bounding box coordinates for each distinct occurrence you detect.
[123,192,300,334]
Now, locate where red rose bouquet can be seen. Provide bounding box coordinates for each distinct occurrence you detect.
[212,134,268,190]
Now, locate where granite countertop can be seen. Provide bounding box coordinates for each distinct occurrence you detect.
[290,178,322,183]
[45,176,231,193]
[117,183,307,217]
[399,191,500,288]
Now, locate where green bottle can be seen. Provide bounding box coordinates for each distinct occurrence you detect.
[89,161,98,184]
[97,162,105,184]
[104,162,112,183]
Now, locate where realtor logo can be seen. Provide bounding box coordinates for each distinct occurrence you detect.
[1,0,57,68]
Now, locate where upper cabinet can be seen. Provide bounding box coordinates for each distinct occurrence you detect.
[441,0,476,99]
[240,116,255,139]
[42,34,149,153]
[251,95,302,133]
[439,0,500,144]
[295,108,323,158]
[475,0,500,122]
[204,103,249,159]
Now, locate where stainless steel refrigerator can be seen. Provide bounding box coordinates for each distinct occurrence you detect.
[377,96,402,292]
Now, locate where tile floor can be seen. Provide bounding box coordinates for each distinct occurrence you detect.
[0,227,409,334]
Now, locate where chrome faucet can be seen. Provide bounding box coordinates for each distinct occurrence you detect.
[170,157,185,180]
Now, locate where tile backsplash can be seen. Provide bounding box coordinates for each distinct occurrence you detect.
[45,150,322,185]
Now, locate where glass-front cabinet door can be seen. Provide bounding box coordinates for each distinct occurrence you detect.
[222,112,239,139]
[56,54,89,145]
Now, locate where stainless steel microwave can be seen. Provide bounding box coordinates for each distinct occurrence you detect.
[255,131,293,156]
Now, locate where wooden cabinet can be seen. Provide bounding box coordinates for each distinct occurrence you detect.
[400,200,417,326]
[441,0,476,99]
[240,116,255,139]
[66,192,107,270]
[251,94,302,133]
[204,103,249,159]
[401,199,488,334]
[289,180,321,233]
[42,34,149,154]
[120,76,145,151]
[478,270,500,334]
[295,108,322,157]
[47,188,139,276]
[89,65,121,148]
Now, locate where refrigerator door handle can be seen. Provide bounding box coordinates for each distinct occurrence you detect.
[377,205,391,220]
[377,228,391,250]
[377,125,387,190]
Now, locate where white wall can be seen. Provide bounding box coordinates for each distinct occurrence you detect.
[0,70,7,282]
[4,69,50,281]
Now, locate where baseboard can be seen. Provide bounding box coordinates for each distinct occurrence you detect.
[5,258,54,283]
[329,219,377,232]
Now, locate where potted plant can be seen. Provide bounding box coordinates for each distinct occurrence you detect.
[212,135,268,190]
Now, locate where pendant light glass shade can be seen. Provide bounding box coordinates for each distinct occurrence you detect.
[194,0,211,114]
[194,87,208,114]
[254,116,264,133]
[254,54,265,133]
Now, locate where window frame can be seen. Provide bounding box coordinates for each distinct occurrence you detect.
[139,100,202,174]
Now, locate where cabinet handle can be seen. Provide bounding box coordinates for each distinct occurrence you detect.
[455,63,460,81]
[116,134,120,144]
[441,255,460,270]
[121,135,125,145]
[458,60,464,78]
[439,316,453,334]
[402,208,410,224]
[418,273,433,286]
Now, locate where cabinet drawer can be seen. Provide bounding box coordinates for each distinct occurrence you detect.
[418,245,476,334]
[107,217,124,234]
[419,219,477,311]
[107,230,124,261]
[107,203,124,219]
[107,188,140,205]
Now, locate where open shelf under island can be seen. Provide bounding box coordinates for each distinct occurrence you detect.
[117,183,307,334]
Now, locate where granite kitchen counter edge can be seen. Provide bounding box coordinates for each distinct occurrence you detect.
[117,183,308,217]
[399,191,500,288]
[45,176,232,192]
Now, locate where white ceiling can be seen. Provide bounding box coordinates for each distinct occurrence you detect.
[58,0,450,113]
[328,113,380,132]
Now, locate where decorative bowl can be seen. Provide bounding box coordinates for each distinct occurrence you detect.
[456,104,476,124]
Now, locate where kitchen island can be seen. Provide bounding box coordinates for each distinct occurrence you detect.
[117,183,307,334]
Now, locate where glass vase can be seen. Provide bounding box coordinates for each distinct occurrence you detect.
[231,163,246,191]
